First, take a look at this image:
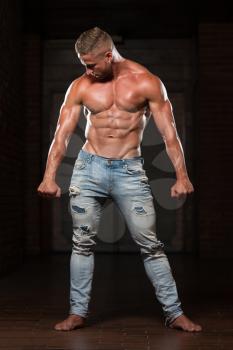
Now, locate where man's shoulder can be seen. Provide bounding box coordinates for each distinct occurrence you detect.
[63,75,89,106]
[125,60,162,94]
[123,59,161,84]
[70,74,90,90]
[122,60,166,101]
[122,59,148,78]
[66,75,91,99]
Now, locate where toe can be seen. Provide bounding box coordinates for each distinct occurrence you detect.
[54,324,62,331]
[188,323,202,332]
[54,321,70,331]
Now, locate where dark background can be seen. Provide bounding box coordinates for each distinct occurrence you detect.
[0,0,233,275]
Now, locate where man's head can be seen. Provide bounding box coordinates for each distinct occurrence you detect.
[75,27,114,80]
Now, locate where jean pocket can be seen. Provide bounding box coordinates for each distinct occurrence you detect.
[125,161,144,175]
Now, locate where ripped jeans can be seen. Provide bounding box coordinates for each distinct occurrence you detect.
[68,149,183,326]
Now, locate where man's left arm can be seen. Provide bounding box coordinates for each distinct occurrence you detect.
[144,74,194,198]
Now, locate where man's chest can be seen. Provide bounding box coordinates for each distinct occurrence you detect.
[82,78,147,114]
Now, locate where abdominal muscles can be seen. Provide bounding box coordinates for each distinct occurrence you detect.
[83,108,147,158]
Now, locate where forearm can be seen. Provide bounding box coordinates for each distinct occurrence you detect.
[164,136,188,180]
[43,139,67,181]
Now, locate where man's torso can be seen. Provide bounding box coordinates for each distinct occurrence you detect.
[77,59,152,159]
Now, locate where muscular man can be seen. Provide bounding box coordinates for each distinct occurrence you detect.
[37,27,202,332]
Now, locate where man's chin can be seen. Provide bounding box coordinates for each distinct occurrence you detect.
[91,71,112,81]
[97,73,113,82]
[91,74,101,80]
[95,74,105,79]
[93,75,107,82]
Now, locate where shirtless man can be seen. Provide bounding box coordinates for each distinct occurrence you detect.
[37,27,202,332]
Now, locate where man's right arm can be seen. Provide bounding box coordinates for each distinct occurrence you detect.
[37,79,82,198]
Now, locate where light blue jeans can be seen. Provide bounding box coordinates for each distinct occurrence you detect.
[68,149,184,326]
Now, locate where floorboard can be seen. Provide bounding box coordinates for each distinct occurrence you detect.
[0,253,232,349]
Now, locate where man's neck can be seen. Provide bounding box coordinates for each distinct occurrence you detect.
[112,46,125,63]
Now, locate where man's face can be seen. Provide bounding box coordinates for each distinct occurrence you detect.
[79,50,112,80]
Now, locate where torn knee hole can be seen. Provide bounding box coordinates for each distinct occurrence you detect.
[134,206,147,214]
[72,205,86,213]
[80,225,90,233]
[151,241,165,251]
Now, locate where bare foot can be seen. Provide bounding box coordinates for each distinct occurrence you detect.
[168,314,202,332]
[54,314,85,331]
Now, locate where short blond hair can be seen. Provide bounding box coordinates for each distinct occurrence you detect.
[75,27,113,55]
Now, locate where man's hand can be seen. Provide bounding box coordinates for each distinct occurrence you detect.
[171,177,194,199]
[37,178,61,198]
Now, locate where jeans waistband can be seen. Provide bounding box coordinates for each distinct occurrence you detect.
[79,148,144,163]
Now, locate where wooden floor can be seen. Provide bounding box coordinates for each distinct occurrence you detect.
[0,253,232,350]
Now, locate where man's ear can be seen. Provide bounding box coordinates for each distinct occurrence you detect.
[105,51,113,62]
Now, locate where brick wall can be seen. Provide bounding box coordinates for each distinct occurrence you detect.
[197,24,233,258]
[0,3,43,276]
[0,0,24,274]
[23,34,42,255]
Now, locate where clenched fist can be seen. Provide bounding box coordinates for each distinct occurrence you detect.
[171,177,194,199]
[37,178,61,198]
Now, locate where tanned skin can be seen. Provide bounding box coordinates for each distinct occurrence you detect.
[37,45,202,332]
